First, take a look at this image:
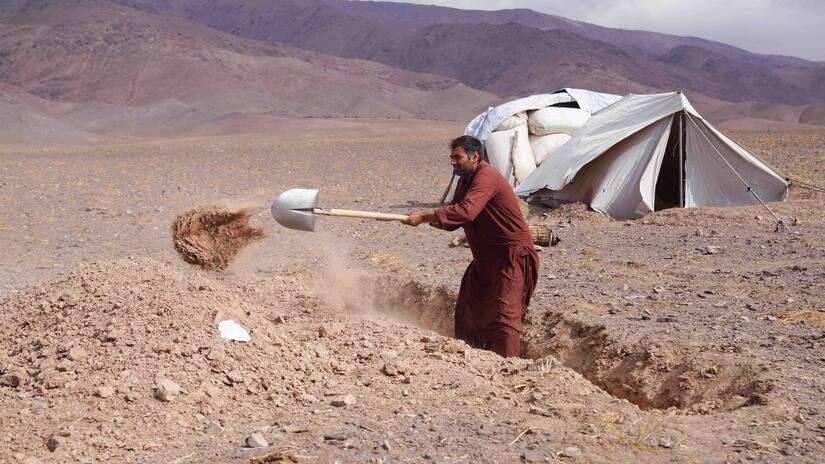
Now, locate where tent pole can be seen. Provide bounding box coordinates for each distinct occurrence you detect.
[679,111,684,207]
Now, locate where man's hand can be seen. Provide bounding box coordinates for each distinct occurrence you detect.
[402,209,440,227]
[402,211,427,227]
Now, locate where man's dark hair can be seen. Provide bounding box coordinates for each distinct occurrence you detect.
[450,135,484,161]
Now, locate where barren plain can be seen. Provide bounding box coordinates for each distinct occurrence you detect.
[1,120,824,463]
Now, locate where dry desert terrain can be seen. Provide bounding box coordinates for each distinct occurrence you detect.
[1,120,824,463]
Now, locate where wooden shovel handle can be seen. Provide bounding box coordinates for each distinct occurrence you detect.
[312,208,409,222]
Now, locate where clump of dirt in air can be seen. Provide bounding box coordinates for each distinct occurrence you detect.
[171,206,265,270]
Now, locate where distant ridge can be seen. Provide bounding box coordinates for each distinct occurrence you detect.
[0,0,499,141]
[110,0,825,106]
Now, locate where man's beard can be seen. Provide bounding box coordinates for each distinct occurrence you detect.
[454,166,470,176]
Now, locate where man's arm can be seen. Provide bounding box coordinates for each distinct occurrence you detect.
[434,170,496,228]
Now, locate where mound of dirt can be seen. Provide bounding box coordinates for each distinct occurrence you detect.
[0,257,533,462]
[172,206,265,271]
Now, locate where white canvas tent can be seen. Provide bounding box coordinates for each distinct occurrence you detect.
[515,92,789,219]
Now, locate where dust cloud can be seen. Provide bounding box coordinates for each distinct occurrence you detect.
[305,235,456,336]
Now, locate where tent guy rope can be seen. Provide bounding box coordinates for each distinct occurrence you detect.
[787,177,825,194]
[686,114,787,232]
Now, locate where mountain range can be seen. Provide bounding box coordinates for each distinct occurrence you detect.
[0,0,823,143]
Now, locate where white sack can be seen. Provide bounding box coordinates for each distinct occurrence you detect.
[464,89,621,142]
[528,107,591,136]
[529,133,572,165]
[494,111,527,132]
[485,124,535,184]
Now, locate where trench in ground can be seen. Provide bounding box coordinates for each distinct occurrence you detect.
[368,277,771,413]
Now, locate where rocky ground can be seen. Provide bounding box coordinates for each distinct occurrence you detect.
[0,120,823,463]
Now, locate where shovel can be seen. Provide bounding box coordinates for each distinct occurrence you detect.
[271,188,409,232]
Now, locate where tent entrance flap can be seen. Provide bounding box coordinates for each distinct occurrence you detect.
[653,113,685,211]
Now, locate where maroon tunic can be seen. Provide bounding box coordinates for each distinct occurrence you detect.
[435,161,539,356]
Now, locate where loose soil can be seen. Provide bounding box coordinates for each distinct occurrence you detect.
[172,206,265,271]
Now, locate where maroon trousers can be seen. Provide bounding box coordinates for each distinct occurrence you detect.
[453,248,538,357]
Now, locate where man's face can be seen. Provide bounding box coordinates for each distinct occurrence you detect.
[450,146,478,177]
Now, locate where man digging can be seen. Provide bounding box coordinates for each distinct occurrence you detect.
[403,136,539,357]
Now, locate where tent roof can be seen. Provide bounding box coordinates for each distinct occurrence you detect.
[515,92,706,196]
[464,88,621,142]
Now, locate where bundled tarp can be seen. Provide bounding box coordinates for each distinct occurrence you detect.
[442,88,621,202]
[465,88,622,142]
[515,92,789,219]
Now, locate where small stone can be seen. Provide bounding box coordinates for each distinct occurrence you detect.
[342,438,356,449]
[755,215,763,221]
[324,430,352,441]
[94,386,114,398]
[204,385,220,398]
[155,378,181,402]
[331,394,356,407]
[382,362,398,376]
[379,350,399,360]
[46,435,64,452]
[653,287,665,294]
[67,346,87,361]
[205,421,224,436]
[522,449,546,463]
[547,274,558,280]
[745,393,769,406]
[226,370,244,384]
[704,246,720,255]
[318,324,341,338]
[246,432,268,448]
[1,368,28,388]
[297,393,318,404]
[694,227,705,237]
[313,343,330,358]
[658,435,676,448]
[206,345,225,361]
[529,405,549,416]
[382,439,391,451]
[558,447,580,458]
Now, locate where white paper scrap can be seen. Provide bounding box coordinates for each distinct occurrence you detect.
[217,320,251,342]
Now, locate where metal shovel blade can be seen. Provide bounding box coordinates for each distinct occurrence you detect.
[271,188,319,232]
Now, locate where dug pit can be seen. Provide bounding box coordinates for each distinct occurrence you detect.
[521,305,772,413]
[365,278,771,413]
